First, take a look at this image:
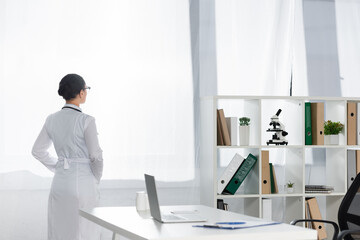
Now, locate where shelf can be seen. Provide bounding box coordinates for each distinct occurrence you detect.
[202,95,360,101]
[217,194,260,199]
[304,192,346,197]
[217,193,345,199]
[305,145,347,149]
[217,145,262,149]
[200,96,354,227]
[261,145,303,149]
[260,194,304,198]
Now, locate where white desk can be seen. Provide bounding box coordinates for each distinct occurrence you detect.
[79,205,317,240]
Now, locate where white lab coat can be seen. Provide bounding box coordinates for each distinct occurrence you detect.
[32,104,103,240]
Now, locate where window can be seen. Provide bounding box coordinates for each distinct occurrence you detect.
[0,0,194,184]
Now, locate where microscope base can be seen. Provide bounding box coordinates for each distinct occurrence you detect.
[266,140,288,146]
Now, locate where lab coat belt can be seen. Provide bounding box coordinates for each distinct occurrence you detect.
[58,157,90,169]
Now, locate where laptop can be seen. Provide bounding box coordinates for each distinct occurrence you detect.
[144,174,207,223]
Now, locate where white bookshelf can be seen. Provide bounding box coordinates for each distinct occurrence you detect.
[199,96,360,236]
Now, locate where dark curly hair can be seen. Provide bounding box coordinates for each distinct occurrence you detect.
[58,74,86,100]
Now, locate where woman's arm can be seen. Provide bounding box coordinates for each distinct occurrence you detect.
[32,124,57,172]
[84,117,103,183]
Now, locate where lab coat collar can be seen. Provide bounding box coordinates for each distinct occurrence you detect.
[63,104,82,112]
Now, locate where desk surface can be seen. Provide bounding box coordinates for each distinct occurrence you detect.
[80,205,317,240]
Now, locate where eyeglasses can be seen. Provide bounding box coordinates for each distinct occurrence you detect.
[83,86,91,91]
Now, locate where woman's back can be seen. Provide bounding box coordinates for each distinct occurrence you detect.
[46,105,92,159]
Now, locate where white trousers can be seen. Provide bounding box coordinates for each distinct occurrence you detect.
[48,161,100,240]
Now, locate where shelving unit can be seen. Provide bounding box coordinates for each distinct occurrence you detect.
[200,96,360,236]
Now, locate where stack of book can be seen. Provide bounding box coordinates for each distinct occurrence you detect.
[305,185,334,194]
[217,153,258,195]
[217,109,238,146]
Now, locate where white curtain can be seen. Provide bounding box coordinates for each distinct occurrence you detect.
[335,0,360,97]
[292,0,360,97]
[0,0,194,185]
[212,0,360,98]
[214,0,295,96]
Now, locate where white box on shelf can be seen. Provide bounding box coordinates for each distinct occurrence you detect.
[226,117,239,146]
[262,198,272,221]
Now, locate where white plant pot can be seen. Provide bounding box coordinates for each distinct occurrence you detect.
[324,134,339,145]
[287,187,294,194]
[239,125,250,146]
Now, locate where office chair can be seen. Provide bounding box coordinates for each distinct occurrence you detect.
[290,173,360,240]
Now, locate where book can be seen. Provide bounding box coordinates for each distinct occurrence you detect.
[272,164,279,193]
[223,153,258,195]
[311,102,324,145]
[347,102,357,145]
[217,110,224,145]
[305,185,334,193]
[261,151,271,194]
[217,199,229,211]
[305,201,311,228]
[305,189,333,194]
[306,197,327,240]
[347,149,360,188]
[356,150,360,175]
[305,102,312,145]
[358,103,360,145]
[217,153,245,194]
[218,109,231,146]
[226,117,238,146]
[269,163,278,194]
[217,199,224,210]
[305,185,334,190]
[348,149,357,189]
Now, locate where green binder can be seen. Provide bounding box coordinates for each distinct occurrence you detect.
[223,153,258,195]
[305,102,312,145]
[269,163,275,193]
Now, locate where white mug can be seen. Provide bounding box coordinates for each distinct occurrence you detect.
[136,191,149,211]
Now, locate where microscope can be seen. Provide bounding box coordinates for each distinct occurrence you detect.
[266,109,288,145]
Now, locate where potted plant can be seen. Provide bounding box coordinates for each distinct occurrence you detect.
[324,120,344,145]
[287,181,294,193]
[239,117,250,146]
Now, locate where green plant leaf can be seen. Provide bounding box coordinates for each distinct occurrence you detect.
[324,120,344,135]
[239,117,250,126]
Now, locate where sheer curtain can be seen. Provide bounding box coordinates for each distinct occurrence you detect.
[291,0,360,97]
[214,0,295,96]
[210,0,360,97]
[335,0,360,97]
[0,0,194,187]
[0,1,196,238]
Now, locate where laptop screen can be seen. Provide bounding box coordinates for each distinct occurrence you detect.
[144,174,162,221]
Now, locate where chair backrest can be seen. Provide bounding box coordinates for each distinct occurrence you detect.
[338,173,360,240]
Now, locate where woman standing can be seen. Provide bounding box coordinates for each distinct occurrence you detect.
[32,74,103,240]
